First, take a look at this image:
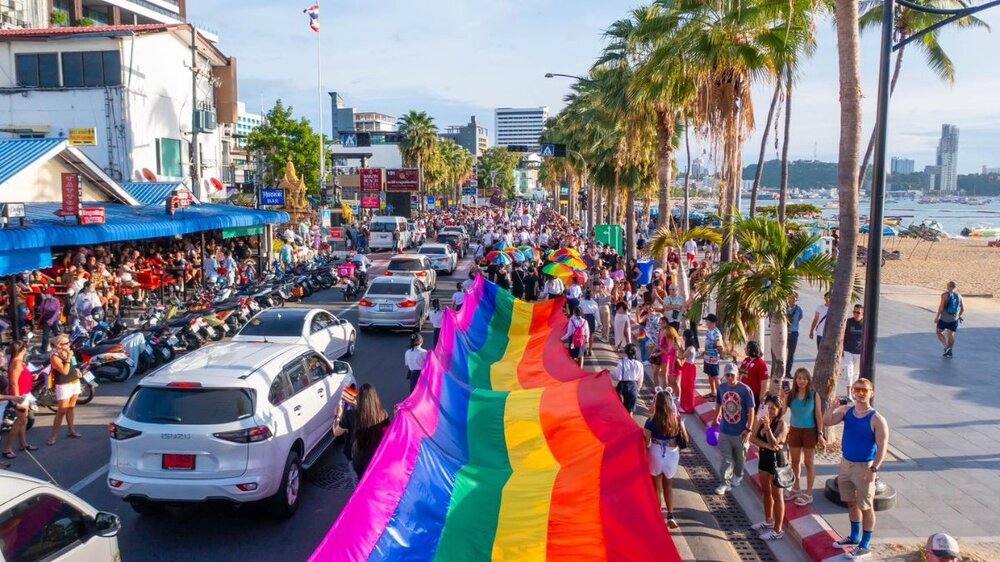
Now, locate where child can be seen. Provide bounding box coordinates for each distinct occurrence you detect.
[429,299,445,348]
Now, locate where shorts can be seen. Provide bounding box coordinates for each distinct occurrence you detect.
[55,381,81,402]
[937,320,959,332]
[686,252,696,263]
[787,427,819,449]
[704,363,720,378]
[648,442,680,478]
[758,450,777,475]
[837,459,876,511]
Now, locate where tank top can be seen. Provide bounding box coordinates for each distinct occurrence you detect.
[789,391,816,429]
[842,407,878,462]
[8,360,31,396]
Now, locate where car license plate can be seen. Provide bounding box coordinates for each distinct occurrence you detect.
[83,373,95,384]
[162,454,195,470]
[167,336,179,346]
[379,304,393,312]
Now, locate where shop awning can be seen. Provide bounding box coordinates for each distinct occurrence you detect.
[121,182,197,206]
[0,202,289,275]
[223,225,264,239]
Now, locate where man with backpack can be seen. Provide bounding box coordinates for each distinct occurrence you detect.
[934,281,964,358]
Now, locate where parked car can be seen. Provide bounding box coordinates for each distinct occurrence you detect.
[358,277,430,332]
[0,472,122,561]
[233,308,356,359]
[436,233,467,259]
[417,243,458,275]
[383,255,437,290]
[107,342,355,518]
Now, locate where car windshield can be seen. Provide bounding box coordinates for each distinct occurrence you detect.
[442,227,462,234]
[123,387,255,425]
[368,282,412,296]
[419,247,446,255]
[370,221,399,233]
[237,312,304,337]
[389,259,425,271]
[437,235,458,243]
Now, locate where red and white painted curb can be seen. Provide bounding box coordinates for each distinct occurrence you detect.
[689,394,848,562]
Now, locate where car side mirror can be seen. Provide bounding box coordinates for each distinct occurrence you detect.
[332,360,350,375]
[93,512,122,538]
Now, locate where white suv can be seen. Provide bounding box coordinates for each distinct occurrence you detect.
[107,342,355,518]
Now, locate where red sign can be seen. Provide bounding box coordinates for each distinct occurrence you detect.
[79,207,106,225]
[386,168,419,191]
[361,195,380,209]
[56,173,82,217]
[329,227,344,240]
[175,191,193,207]
[359,168,384,193]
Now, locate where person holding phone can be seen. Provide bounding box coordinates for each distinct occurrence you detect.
[749,394,789,541]
[783,368,825,506]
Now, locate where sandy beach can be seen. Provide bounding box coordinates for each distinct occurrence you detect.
[875,236,1000,300]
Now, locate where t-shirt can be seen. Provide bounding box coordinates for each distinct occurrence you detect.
[844,317,864,354]
[716,382,754,436]
[740,357,769,400]
[664,295,684,322]
[404,348,429,371]
[452,291,466,307]
[787,305,803,333]
[704,328,722,364]
[644,418,679,442]
[814,304,829,337]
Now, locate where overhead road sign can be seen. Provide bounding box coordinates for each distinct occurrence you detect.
[540,143,567,157]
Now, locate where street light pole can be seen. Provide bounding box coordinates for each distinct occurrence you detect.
[567,149,589,231]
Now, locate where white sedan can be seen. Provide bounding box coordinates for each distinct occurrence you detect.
[417,243,458,274]
[233,308,356,359]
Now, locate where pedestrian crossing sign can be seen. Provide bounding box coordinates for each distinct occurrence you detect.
[341,134,358,147]
[540,144,555,157]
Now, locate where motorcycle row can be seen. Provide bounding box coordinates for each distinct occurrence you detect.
[1,253,368,437]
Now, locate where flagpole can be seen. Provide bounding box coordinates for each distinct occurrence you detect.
[316,1,325,199]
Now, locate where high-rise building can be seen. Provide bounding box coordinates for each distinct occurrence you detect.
[890,157,915,175]
[924,165,941,192]
[329,92,355,136]
[440,115,488,157]
[1,0,47,29]
[935,124,959,192]
[494,107,548,149]
[982,166,1000,175]
[47,0,186,26]
[353,112,396,132]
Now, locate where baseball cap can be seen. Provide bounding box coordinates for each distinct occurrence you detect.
[927,533,959,559]
[704,313,718,323]
[723,363,739,377]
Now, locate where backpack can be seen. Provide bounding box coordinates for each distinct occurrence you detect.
[571,318,587,349]
[946,292,960,315]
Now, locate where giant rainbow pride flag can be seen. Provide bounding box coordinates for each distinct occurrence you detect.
[312,276,680,561]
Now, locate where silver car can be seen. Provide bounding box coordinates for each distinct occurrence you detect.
[417,243,458,274]
[358,277,430,331]
[383,254,438,291]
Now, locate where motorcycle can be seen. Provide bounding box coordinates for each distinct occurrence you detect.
[29,360,98,412]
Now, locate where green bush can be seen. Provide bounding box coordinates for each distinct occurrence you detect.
[49,10,69,26]
[75,17,96,27]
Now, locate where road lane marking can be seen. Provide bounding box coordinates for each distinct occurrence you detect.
[69,463,109,494]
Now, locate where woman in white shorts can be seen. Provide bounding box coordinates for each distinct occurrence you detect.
[48,335,82,446]
[644,390,688,530]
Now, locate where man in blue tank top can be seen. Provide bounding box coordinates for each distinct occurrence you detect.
[823,378,890,560]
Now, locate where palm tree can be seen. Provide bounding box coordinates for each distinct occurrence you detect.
[704,216,836,385]
[856,0,989,187]
[397,111,438,209]
[749,82,783,218]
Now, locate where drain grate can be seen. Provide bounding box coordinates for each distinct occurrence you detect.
[681,446,779,562]
[308,467,358,490]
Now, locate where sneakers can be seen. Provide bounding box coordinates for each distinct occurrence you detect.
[783,488,801,501]
[794,494,814,506]
[749,520,774,532]
[833,536,860,549]
[845,546,871,559]
[759,529,784,541]
[732,476,744,488]
[715,483,731,495]
[666,513,679,529]
[944,347,953,358]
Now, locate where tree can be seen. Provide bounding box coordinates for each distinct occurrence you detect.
[704,216,836,385]
[856,0,989,187]
[245,100,328,193]
[397,111,438,207]
[477,147,521,198]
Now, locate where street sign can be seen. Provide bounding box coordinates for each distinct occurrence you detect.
[68,128,97,146]
[2,203,25,219]
[79,207,106,225]
[174,190,193,208]
[329,227,343,240]
[320,209,331,227]
[56,173,82,218]
[341,134,357,147]
[360,168,383,192]
[260,188,286,206]
[540,144,555,157]
[427,196,436,208]
[386,168,419,191]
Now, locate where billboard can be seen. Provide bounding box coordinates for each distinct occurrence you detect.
[260,189,286,206]
[56,173,81,217]
[386,168,420,191]
[361,195,380,209]
[359,168,384,193]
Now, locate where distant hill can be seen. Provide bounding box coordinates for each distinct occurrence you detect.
[742,160,839,189]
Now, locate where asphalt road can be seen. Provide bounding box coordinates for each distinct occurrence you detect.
[4,249,476,562]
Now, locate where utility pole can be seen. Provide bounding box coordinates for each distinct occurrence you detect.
[190,25,201,200]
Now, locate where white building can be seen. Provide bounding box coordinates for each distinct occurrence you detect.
[494,106,548,149]
[353,111,395,133]
[221,101,263,188]
[0,23,238,200]
[1,0,48,29]
[936,124,959,193]
[51,0,187,26]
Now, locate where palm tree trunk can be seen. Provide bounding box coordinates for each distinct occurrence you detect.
[626,188,636,261]
[596,187,604,225]
[769,311,788,386]
[816,0,864,410]
[683,119,692,231]
[750,80,782,218]
[778,67,793,224]
[417,153,424,213]
[656,109,675,231]
[857,43,906,189]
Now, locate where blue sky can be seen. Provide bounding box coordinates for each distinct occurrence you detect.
[190,0,1000,173]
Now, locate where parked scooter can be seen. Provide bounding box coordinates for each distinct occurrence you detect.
[30,360,98,412]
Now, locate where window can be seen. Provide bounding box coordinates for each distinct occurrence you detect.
[309,314,330,334]
[367,282,412,296]
[388,259,426,272]
[0,493,88,561]
[305,354,331,381]
[61,52,83,87]
[156,138,184,178]
[122,387,255,425]
[82,52,103,86]
[59,50,121,88]
[268,373,293,406]
[15,53,59,88]
[284,360,311,393]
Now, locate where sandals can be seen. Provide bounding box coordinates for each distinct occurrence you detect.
[68,432,82,439]
[21,445,39,452]
[794,494,814,506]
[784,488,801,501]
[46,439,57,446]
[1,451,15,460]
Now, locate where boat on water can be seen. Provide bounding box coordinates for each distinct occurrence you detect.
[962,225,1000,238]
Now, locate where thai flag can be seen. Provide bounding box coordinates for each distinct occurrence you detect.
[304,4,319,32]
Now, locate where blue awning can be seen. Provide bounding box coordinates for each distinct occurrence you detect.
[121,182,196,206]
[0,202,289,275]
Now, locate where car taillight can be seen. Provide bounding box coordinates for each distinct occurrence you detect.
[383,271,393,276]
[109,422,142,440]
[359,299,375,307]
[415,271,427,276]
[213,426,273,443]
[398,300,417,308]
[167,382,202,388]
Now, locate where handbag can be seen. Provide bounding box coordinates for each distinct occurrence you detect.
[649,354,663,365]
[773,445,795,489]
[675,423,688,450]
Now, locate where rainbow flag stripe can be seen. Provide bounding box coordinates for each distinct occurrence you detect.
[311,276,679,561]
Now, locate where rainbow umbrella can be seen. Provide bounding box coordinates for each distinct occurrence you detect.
[493,253,513,266]
[485,250,504,262]
[502,246,520,254]
[553,248,582,260]
[542,262,574,281]
[496,241,513,251]
[571,269,589,285]
[508,250,526,262]
[556,255,588,271]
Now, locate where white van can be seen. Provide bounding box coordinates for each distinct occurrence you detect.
[369,216,411,251]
